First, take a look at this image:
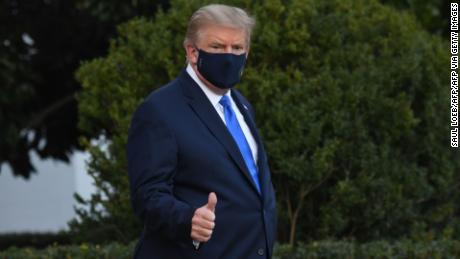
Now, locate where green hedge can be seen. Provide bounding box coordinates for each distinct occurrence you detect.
[0,242,136,259]
[274,240,460,258]
[2,240,460,259]
[0,232,71,250]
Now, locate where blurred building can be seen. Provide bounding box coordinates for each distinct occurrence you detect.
[0,151,95,233]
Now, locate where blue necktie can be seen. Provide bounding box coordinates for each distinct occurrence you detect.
[219,95,261,193]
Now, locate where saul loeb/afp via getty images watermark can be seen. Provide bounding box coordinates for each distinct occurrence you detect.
[451,3,459,148]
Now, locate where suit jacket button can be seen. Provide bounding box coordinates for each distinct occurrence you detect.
[257,248,264,256]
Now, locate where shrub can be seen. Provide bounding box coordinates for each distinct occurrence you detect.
[273,240,460,259]
[0,232,71,250]
[0,242,136,259]
[2,240,460,259]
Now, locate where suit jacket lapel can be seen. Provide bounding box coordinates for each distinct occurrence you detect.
[178,70,261,196]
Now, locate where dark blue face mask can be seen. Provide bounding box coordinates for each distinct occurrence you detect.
[196,48,247,89]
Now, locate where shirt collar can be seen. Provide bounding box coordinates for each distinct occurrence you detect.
[186,64,231,108]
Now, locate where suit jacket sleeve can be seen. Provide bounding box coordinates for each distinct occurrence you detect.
[126,101,195,242]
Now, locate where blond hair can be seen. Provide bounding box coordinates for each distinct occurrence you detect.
[183,4,256,48]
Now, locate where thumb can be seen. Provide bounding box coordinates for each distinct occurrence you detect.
[206,192,217,212]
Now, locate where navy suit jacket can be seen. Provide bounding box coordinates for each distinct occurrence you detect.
[126,69,277,259]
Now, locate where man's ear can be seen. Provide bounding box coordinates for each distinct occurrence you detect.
[186,44,198,64]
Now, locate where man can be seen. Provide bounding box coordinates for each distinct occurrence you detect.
[127,4,277,259]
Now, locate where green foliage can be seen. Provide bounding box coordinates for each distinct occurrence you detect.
[0,242,136,259]
[2,240,460,258]
[0,0,171,178]
[273,240,460,259]
[379,0,450,37]
[74,0,170,23]
[245,0,457,243]
[0,232,71,250]
[74,0,459,245]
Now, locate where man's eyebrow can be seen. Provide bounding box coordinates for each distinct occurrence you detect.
[208,41,224,46]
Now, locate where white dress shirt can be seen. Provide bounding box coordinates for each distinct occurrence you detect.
[186,64,258,163]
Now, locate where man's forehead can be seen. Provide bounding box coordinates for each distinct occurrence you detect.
[199,24,247,43]
[206,35,246,44]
